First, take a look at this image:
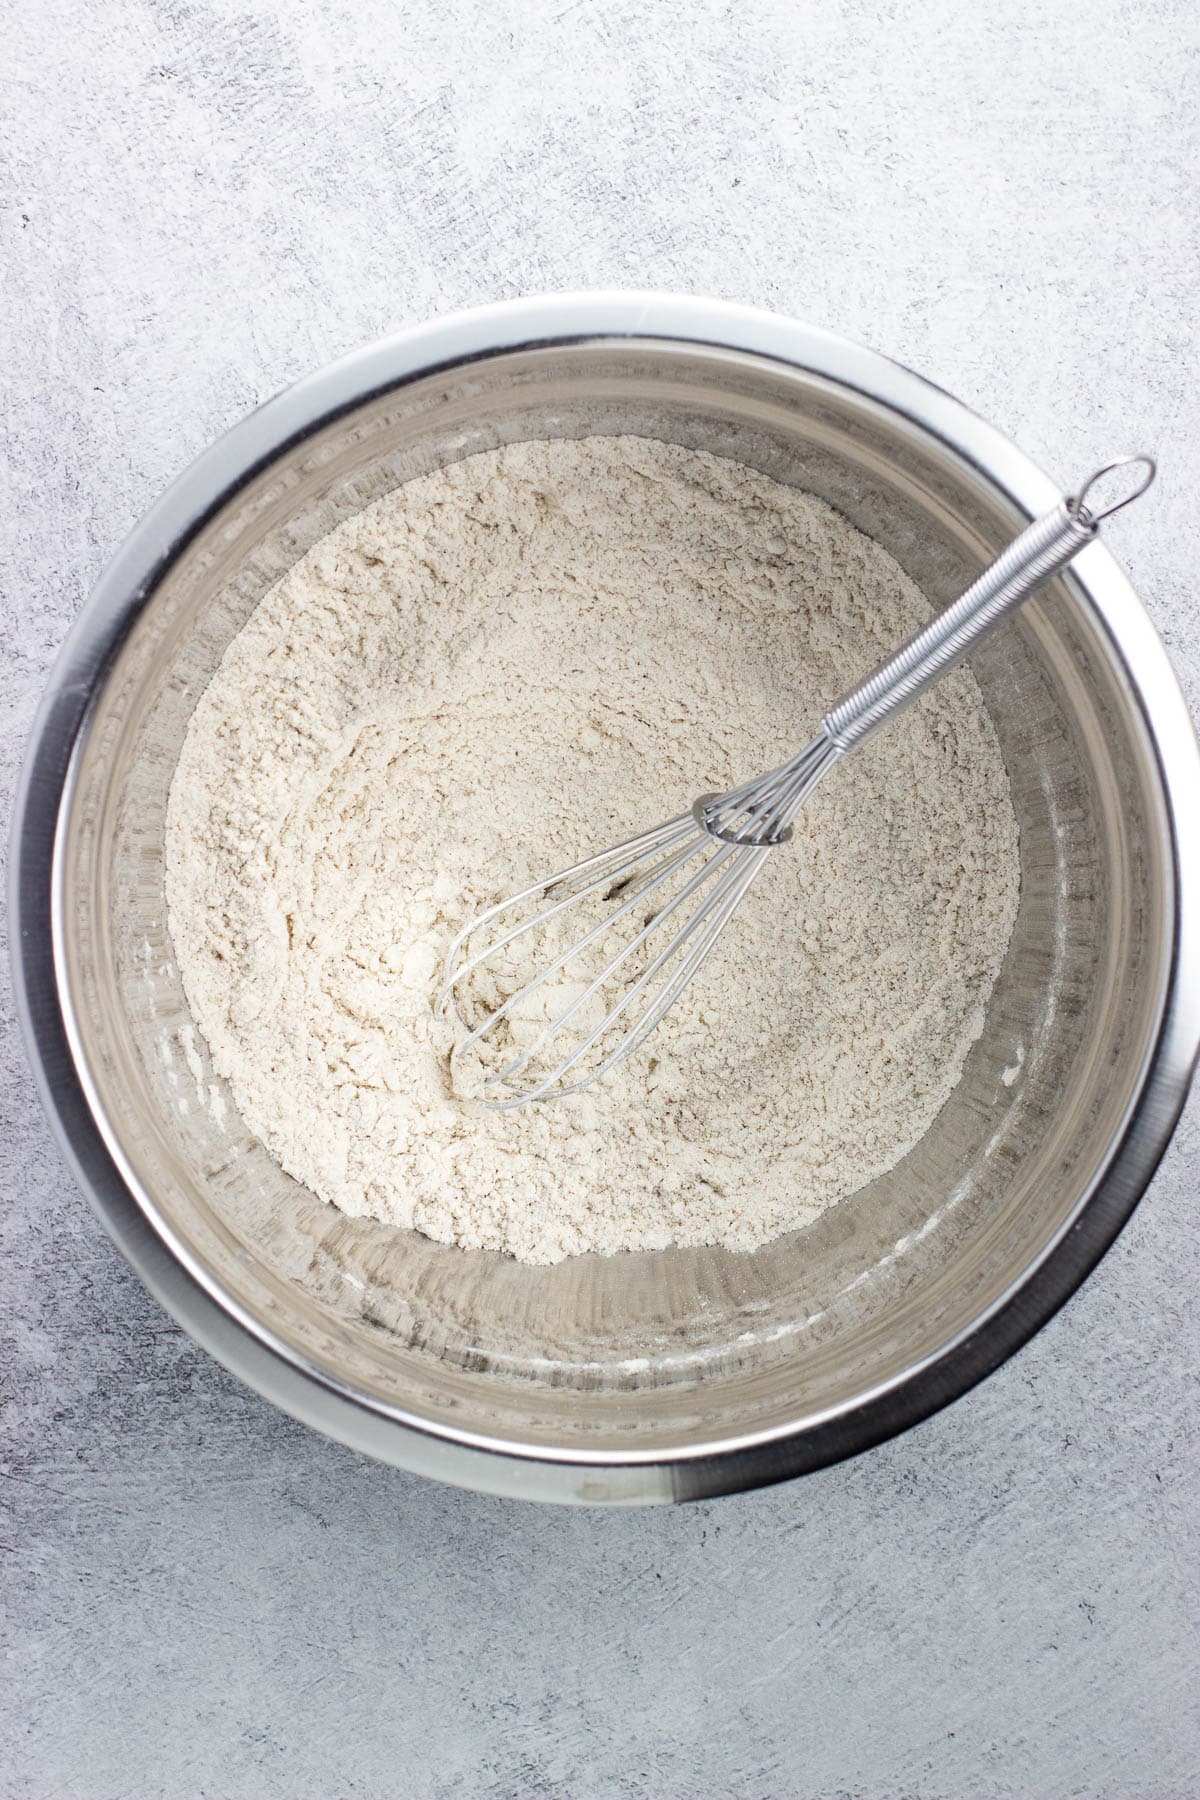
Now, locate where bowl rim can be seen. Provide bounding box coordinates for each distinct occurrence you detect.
[11,291,1200,1504]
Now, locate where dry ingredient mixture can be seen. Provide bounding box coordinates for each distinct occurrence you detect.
[165,437,1019,1264]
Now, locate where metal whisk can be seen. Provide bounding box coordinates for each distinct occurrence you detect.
[438,456,1156,1108]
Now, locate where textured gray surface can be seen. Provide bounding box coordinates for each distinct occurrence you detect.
[2,0,1198,1795]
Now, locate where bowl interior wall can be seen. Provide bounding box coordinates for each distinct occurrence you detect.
[56,341,1167,1452]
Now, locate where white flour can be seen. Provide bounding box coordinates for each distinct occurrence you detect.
[165,437,1019,1264]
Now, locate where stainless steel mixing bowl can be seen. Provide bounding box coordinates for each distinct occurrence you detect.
[12,295,1200,1504]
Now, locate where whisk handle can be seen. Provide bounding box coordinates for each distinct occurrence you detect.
[821,503,1090,752]
[821,457,1155,755]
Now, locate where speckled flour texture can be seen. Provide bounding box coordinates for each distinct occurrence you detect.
[165,437,1019,1263]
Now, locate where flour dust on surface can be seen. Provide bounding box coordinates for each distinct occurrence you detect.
[165,436,1019,1265]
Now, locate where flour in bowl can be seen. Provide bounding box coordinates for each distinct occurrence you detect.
[165,437,1019,1264]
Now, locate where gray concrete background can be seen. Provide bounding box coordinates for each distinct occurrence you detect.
[2,1,1198,1795]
